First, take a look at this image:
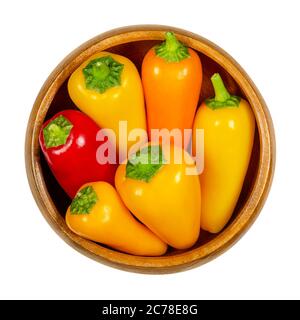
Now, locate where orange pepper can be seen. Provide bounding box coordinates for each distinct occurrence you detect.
[142,32,202,147]
[66,182,167,256]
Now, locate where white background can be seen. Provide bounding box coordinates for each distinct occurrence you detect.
[0,0,299,300]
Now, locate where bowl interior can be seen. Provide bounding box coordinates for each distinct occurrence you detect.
[40,39,260,257]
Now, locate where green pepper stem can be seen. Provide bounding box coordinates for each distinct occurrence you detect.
[211,73,231,102]
[43,115,73,148]
[164,32,182,52]
[126,145,164,182]
[82,56,124,93]
[155,32,190,63]
[70,186,98,214]
[92,61,110,80]
[205,73,241,110]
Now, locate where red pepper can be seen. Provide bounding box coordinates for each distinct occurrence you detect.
[39,110,117,198]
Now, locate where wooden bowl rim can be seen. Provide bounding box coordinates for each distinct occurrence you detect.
[25,25,276,274]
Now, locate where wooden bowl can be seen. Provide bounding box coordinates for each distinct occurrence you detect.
[25,25,275,273]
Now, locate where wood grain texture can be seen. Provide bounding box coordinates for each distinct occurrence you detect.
[25,25,276,274]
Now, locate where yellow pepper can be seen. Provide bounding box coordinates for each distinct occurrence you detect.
[66,181,167,256]
[193,73,255,233]
[68,52,147,156]
[115,143,201,249]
